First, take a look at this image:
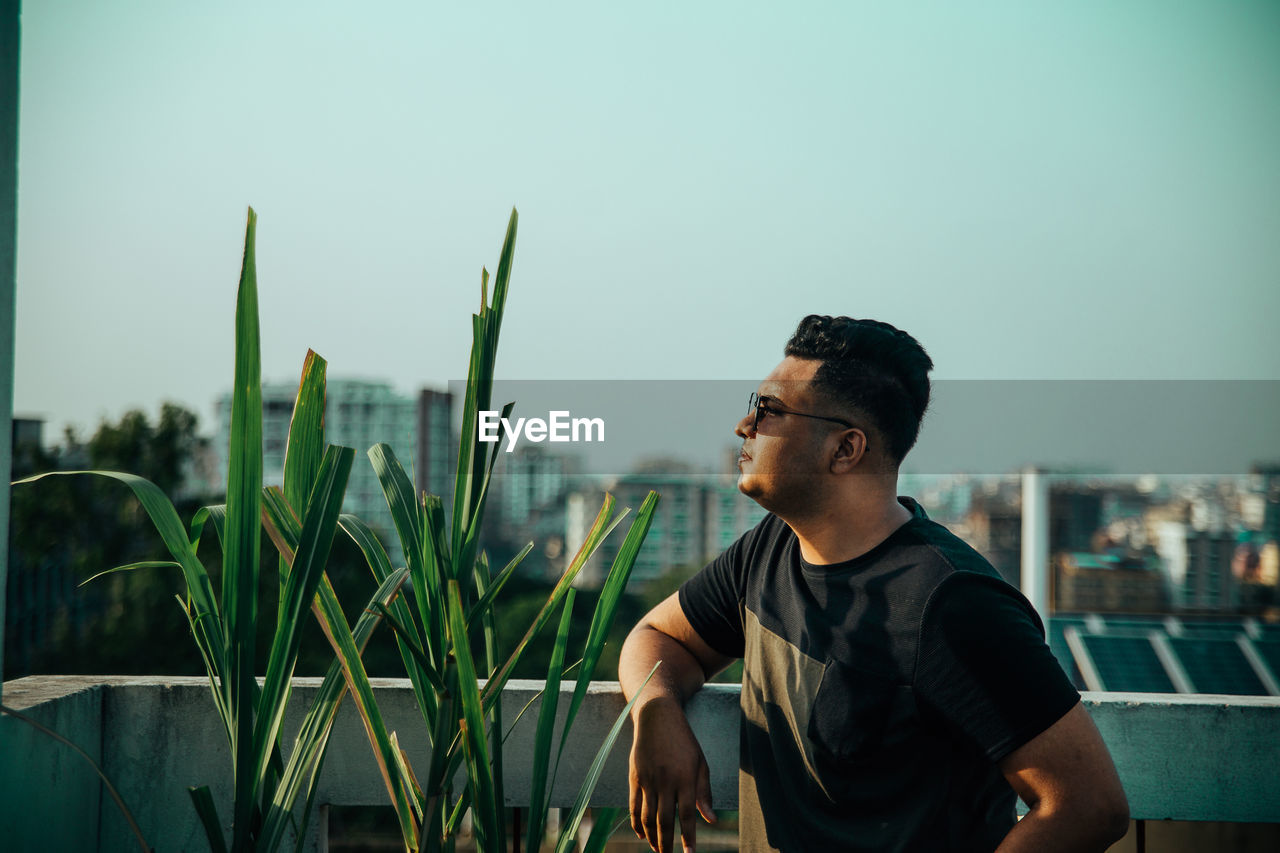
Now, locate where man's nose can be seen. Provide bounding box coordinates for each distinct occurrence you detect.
[735,411,756,439]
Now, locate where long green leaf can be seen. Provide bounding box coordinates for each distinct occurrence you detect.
[338,513,393,581]
[465,541,532,629]
[189,785,229,853]
[454,398,514,586]
[314,569,420,848]
[480,495,625,708]
[259,476,409,853]
[581,808,628,853]
[450,310,487,560]
[258,566,410,852]
[488,207,518,327]
[260,487,299,557]
[426,493,620,838]
[15,470,226,708]
[253,445,354,795]
[447,580,498,851]
[473,553,505,847]
[78,560,180,587]
[369,443,424,571]
[176,594,232,734]
[189,504,226,553]
[283,350,326,513]
[420,494,450,668]
[370,443,441,672]
[340,513,438,725]
[388,730,425,824]
[451,209,517,561]
[555,491,660,780]
[372,604,445,694]
[421,663,457,843]
[224,206,264,853]
[525,588,576,853]
[280,349,327,628]
[500,658,584,745]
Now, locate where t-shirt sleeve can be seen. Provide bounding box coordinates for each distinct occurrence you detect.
[914,572,1080,763]
[677,520,760,659]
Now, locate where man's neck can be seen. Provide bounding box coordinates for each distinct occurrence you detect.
[784,489,913,566]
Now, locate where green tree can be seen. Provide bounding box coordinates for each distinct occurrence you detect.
[6,403,212,676]
[85,403,200,496]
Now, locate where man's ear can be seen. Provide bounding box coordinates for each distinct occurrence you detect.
[830,428,870,473]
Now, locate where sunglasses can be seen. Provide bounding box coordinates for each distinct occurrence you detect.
[747,392,856,433]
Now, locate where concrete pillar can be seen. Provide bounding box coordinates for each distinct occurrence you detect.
[0,0,22,696]
[1021,467,1050,624]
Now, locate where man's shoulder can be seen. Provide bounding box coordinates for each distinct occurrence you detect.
[894,511,1006,586]
[894,515,1047,638]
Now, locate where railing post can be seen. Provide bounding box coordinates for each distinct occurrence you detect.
[1021,467,1050,624]
[0,0,24,700]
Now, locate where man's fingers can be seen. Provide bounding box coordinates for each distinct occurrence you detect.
[696,758,717,824]
[641,789,660,852]
[658,790,677,853]
[630,774,644,839]
[679,790,698,853]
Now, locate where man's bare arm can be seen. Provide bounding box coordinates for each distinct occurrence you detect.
[996,702,1130,852]
[620,592,733,853]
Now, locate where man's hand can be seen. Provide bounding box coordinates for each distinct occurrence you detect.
[619,592,733,853]
[629,695,716,853]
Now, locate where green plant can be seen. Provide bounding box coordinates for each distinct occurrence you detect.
[308,209,660,852]
[15,208,407,852]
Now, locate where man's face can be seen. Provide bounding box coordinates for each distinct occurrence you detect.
[735,356,841,513]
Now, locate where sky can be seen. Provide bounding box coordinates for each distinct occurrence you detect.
[13,1,1280,471]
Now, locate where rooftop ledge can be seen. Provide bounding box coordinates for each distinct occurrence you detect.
[3,675,1279,850]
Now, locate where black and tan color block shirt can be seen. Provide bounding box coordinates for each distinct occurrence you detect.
[679,498,1079,852]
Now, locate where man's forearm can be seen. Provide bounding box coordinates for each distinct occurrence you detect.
[996,805,1129,852]
[619,623,711,716]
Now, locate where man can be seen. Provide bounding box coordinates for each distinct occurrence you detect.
[619,316,1129,853]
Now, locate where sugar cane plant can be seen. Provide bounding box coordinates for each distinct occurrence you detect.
[14,208,409,852]
[13,206,660,852]
[302,208,661,853]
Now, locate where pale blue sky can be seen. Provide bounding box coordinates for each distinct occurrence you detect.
[13,1,1280,444]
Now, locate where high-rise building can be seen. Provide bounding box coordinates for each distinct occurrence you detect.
[570,470,765,587]
[1250,463,1280,544]
[964,482,1023,586]
[416,389,455,508]
[491,445,572,533]
[1182,530,1241,611]
[215,378,418,555]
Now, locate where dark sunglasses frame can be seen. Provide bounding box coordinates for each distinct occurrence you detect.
[748,392,856,433]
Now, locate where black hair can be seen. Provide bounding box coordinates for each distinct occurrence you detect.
[784,315,933,463]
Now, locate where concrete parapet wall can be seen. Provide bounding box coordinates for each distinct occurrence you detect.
[2,676,1278,851]
[1086,692,1280,823]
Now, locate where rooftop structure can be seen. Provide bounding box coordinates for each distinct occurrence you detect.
[1050,613,1280,696]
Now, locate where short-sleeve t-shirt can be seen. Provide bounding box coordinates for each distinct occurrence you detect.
[678,498,1079,853]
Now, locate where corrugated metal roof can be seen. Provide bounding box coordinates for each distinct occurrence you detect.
[1168,637,1268,695]
[1080,634,1177,693]
[1049,615,1280,696]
